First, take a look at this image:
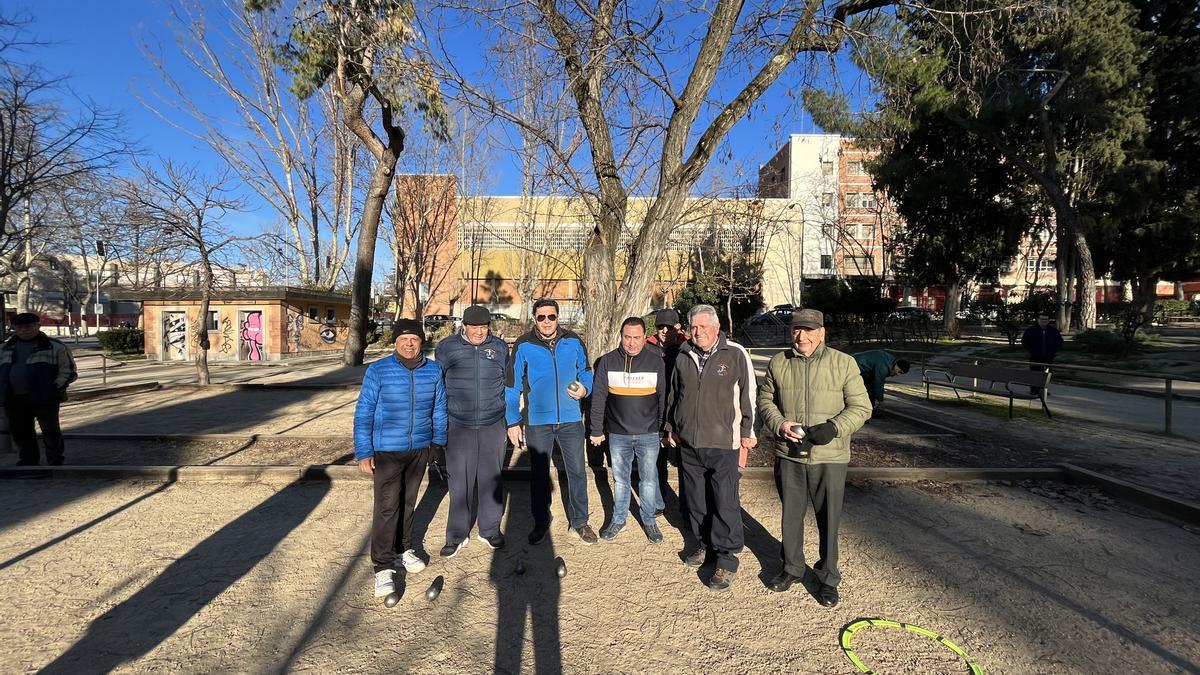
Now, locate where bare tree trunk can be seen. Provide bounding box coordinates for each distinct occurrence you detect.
[196,256,213,385]
[944,278,962,339]
[1174,280,1183,301]
[343,146,399,365]
[1132,275,1158,322]
[1075,232,1096,330]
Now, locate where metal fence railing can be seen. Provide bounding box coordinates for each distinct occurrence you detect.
[888,349,1198,435]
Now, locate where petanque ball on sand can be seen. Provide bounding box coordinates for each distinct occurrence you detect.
[555,556,567,578]
[384,592,400,608]
[515,561,526,575]
[426,575,445,601]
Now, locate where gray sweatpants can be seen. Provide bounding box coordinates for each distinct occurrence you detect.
[445,422,507,543]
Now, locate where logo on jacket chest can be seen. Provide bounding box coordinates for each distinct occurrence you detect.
[482,348,498,360]
[715,363,729,377]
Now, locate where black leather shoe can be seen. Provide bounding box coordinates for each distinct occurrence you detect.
[817,583,840,607]
[528,525,549,545]
[768,571,802,593]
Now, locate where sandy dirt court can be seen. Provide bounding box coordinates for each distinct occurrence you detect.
[1,474,1196,674]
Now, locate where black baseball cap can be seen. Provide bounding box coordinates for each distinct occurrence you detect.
[12,312,40,325]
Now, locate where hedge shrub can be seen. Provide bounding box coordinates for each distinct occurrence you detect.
[97,328,145,354]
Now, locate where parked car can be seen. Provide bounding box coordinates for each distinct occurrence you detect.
[424,314,461,330]
[888,306,931,323]
[490,312,517,322]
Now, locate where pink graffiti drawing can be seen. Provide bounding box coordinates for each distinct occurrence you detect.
[240,311,264,361]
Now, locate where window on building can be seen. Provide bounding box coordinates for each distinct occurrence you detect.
[308,306,319,321]
[861,193,877,210]
[821,161,834,176]
[856,225,876,240]
[820,254,833,270]
[847,160,866,175]
[206,310,219,331]
[325,307,336,322]
[845,193,860,209]
[1026,258,1055,273]
[845,254,875,275]
[821,192,834,207]
[821,222,836,238]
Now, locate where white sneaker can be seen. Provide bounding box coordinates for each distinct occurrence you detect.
[374,569,396,597]
[398,549,426,574]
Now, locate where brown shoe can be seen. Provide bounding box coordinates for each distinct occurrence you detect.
[708,567,736,592]
[684,546,707,567]
[572,524,598,545]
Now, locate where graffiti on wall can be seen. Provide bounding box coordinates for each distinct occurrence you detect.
[319,324,337,344]
[288,310,304,350]
[239,311,265,361]
[164,312,188,360]
[220,317,234,353]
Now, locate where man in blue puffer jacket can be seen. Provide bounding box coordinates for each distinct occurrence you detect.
[354,318,447,600]
[505,299,596,546]
[434,305,509,557]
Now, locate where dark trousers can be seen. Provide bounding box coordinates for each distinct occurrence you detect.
[370,449,429,572]
[526,421,589,530]
[5,396,64,465]
[679,445,743,572]
[778,459,847,587]
[446,422,506,543]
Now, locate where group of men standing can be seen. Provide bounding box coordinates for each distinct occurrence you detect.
[353,301,871,606]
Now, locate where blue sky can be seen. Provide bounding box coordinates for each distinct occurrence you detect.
[11,1,872,259]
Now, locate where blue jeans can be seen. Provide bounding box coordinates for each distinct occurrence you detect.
[525,421,589,529]
[608,433,662,526]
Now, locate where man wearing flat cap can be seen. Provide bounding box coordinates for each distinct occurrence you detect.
[1,313,77,465]
[434,305,510,557]
[354,318,447,600]
[756,308,870,607]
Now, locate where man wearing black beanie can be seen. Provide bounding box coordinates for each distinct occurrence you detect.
[354,317,447,600]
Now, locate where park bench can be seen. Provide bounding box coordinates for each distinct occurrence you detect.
[922,362,1052,420]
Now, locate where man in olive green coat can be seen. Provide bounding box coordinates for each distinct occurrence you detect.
[756,309,871,607]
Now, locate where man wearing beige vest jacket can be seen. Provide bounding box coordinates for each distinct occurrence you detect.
[756,309,870,607]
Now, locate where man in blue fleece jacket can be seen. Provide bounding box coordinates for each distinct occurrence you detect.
[354,318,447,599]
[505,299,595,546]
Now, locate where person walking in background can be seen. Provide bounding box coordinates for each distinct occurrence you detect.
[664,304,756,592]
[1,313,77,466]
[355,319,447,599]
[852,349,910,410]
[589,317,667,543]
[757,309,871,608]
[435,305,510,557]
[1022,313,1063,395]
[505,299,596,546]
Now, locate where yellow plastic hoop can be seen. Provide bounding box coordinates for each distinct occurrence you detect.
[840,617,984,675]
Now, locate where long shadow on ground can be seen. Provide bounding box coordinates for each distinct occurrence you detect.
[39,478,331,674]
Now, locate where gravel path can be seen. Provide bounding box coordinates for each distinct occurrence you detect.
[1,476,1196,674]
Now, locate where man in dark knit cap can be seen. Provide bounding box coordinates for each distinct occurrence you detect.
[354,318,447,600]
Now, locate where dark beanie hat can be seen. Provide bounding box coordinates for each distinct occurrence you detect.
[654,308,680,327]
[392,318,425,342]
[12,312,40,325]
[462,305,492,325]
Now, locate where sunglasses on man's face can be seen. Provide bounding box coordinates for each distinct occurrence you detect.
[535,314,557,322]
